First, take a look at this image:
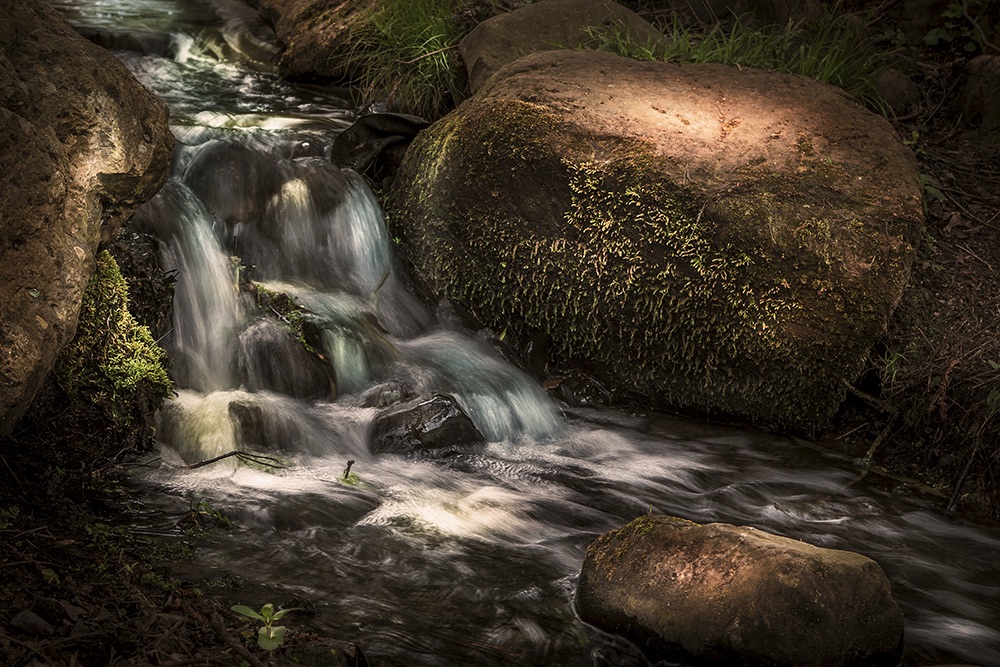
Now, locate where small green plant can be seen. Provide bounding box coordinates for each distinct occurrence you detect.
[339,459,361,486]
[923,1,991,54]
[232,603,299,651]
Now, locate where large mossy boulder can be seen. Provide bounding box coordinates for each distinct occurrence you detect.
[0,0,173,438]
[576,515,904,667]
[387,49,923,433]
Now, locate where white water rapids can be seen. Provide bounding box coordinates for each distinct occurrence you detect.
[47,1,1000,665]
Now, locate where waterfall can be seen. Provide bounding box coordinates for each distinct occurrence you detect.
[48,2,1000,665]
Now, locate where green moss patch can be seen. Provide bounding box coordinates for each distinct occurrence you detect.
[55,250,172,430]
[389,90,922,433]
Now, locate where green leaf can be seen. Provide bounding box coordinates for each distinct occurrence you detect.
[270,607,300,621]
[231,605,265,621]
[339,472,361,486]
[260,602,275,622]
[988,360,1000,371]
[258,625,286,651]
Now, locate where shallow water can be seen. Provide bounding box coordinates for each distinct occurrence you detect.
[50,1,1000,665]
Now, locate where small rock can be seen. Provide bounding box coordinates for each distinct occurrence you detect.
[10,610,55,637]
[959,55,1000,131]
[370,395,485,455]
[875,68,921,116]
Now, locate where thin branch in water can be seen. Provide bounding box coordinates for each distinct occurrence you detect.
[185,451,285,470]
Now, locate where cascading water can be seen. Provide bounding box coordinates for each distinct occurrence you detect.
[49,1,1000,665]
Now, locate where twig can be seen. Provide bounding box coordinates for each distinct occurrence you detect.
[0,453,22,489]
[185,451,285,470]
[209,611,266,667]
[963,0,999,53]
[397,44,457,65]
[0,631,51,663]
[948,436,982,511]
[858,411,900,479]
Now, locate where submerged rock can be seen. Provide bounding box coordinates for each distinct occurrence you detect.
[234,319,335,401]
[388,49,923,433]
[576,515,904,667]
[0,0,173,438]
[370,394,485,455]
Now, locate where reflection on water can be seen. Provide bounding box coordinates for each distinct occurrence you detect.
[51,0,1000,665]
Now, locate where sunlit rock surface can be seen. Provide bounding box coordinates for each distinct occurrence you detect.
[576,515,904,667]
[458,0,664,95]
[387,49,923,433]
[0,0,173,438]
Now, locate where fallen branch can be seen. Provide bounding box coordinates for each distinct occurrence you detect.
[186,451,285,470]
[210,611,266,667]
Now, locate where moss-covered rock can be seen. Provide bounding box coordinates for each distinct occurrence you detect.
[55,250,172,432]
[0,0,173,438]
[386,49,923,434]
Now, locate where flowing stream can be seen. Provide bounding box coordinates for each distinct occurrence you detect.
[49,1,1000,665]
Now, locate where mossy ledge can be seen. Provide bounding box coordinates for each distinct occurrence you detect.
[387,73,921,434]
[55,250,173,434]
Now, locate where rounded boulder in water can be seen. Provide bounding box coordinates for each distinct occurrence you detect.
[183,139,279,230]
[576,515,904,667]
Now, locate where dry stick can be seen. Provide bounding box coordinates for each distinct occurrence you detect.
[948,436,982,511]
[838,377,899,478]
[963,0,999,53]
[209,611,266,667]
[186,451,285,470]
[0,630,51,663]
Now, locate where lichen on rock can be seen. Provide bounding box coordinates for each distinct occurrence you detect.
[387,49,923,434]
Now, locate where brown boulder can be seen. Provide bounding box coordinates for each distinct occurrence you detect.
[256,0,367,80]
[458,0,665,94]
[576,515,904,667]
[387,49,923,433]
[0,0,173,437]
[959,55,1000,131]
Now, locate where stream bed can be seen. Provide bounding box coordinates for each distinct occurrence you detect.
[48,1,1000,665]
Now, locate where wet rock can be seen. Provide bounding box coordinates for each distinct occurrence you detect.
[459,0,665,94]
[10,610,54,637]
[182,140,279,230]
[959,55,1000,131]
[0,0,173,438]
[234,320,335,400]
[228,400,268,451]
[256,0,357,78]
[370,395,485,455]
[388,48,923,434]
[73,26,174,57]
[358,381,412,409]
[331,112,430,174]
[106,229,175,342]
[875,68,922,116]
[576,515,904,667]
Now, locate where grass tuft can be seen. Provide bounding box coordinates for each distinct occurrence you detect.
[586,10,886,113]
[343,0,464,118]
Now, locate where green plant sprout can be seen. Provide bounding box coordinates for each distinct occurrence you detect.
[232,603,299,651]
[339,459,361,486]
